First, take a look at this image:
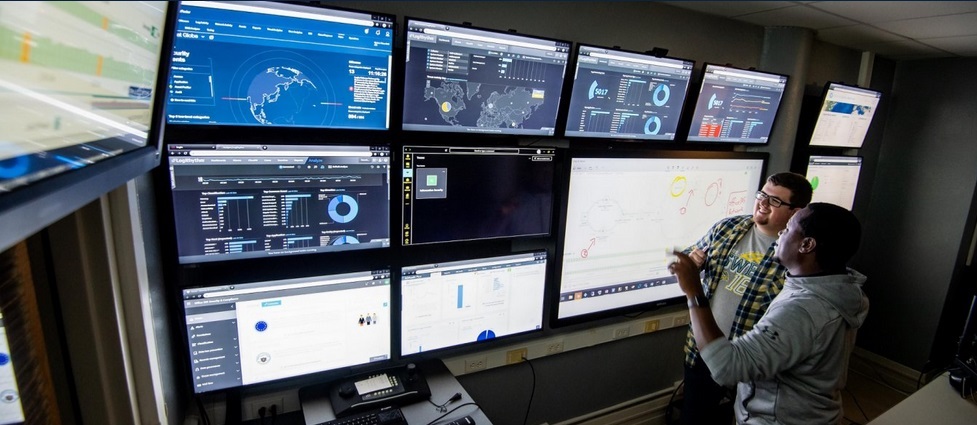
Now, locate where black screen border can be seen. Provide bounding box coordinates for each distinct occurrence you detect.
[400,16,573,138]
[561,43,696,143]
[684,63,790,146]
[549,148,769,328]
[807,81,883,149]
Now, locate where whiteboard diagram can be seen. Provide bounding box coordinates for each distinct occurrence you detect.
[559,157,764,301]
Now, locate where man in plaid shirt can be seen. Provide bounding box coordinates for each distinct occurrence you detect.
[680,172,813,424]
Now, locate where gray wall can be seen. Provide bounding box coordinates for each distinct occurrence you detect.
[853,58,977,370]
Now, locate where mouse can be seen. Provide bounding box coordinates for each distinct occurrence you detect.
[338,383,356,398]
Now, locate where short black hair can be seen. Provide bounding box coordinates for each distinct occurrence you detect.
[796,203,861,270]
[767,172,813,208]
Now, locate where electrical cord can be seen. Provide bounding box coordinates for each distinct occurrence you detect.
[428,392,462,413]
[195,396,211,425]
[663,380,684,425]
[521,355,537,425]
[423,402,480,425]
[843,386,868,424]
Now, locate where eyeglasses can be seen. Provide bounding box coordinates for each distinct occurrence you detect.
[755,190,795,208]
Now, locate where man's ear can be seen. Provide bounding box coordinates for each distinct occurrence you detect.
[799,237,816,254]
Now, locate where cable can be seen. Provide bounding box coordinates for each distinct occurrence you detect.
[521,355,537,425]
[270,404,278,425]
[843,386,868,424]
[664,380,684,425]
[195,396,211,425]
[428,392,462,413]
[423,402,480,425]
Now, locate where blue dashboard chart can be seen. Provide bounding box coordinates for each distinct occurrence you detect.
[167,144,391,264]
[564,46,694,140]
[165,2,394,129]
[402,20,570,136]
[687,64,788,144]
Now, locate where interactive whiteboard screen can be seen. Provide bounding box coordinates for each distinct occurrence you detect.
[556,153,766,322]
[806,155,862,210]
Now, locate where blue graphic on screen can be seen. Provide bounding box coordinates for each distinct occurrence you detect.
[166,2,393,129]
[688,65,787,144]
[564,47,693,141]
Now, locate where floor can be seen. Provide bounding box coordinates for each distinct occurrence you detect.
[840,366,914,425]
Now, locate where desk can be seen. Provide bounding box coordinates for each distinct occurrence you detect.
[301,359,491,425]
[868,373,977,425]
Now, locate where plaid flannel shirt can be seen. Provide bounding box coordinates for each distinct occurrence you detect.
[683,214,788,367]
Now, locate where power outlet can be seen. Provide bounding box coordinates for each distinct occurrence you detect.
[613,327,631,339]
[247,395,284,420]
[546,340,565,354]
[506,348,528,364]
[464,355,488,373]
[644,319,661,333]
[673,314,690,327]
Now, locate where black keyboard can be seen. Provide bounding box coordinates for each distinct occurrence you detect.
[316,407,406,425]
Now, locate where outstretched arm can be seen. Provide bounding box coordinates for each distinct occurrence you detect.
[670,251,725,350]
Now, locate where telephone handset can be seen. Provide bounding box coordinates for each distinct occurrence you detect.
[329,363,431,417]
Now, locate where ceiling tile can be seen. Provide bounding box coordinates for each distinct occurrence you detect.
[816,24,905,48]
[922,35,977,56]
[659,1,795,18]
[736,5,859,29]
[810,1,977,24]
[860,39,950,58]
[875,13,977,39]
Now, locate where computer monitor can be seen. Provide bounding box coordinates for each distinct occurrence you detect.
[401,145,556,245]
[182,269,392,393]
[0,311,24,424]
[805,155,863,210]
[0,1,175,252]
[564,45,695,141]
[401,251,548,356]
[554,151,767,324]
[401,18,571,136]
[808,82,882,148]
[166,144,391,264]
[686,64,788,144]
[165,1,394,129]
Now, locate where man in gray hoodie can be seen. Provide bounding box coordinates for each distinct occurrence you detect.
[670,202,869,424]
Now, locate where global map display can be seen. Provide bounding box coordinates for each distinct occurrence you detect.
[423,81,545,129]
[247,66,321,126]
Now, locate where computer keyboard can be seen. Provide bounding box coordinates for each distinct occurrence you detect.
[315,407,406,425]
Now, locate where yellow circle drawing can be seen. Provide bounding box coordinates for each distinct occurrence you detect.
[670,176,687,197]
[441,102,452,113]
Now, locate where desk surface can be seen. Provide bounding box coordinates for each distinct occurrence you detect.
[301,359,490,425]
[868,373,977,425]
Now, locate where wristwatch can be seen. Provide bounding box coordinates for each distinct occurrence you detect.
[687,294,710,308]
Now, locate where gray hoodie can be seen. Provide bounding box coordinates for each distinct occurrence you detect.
[699,269,869,424]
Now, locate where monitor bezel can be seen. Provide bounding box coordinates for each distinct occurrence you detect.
[562,43,696,142]
[807,81,883,149]
[400,17,573,137]
[178,267,395,394]
[163,1,397,133]
[803,154,865,210]
[0,2,177,253]
[550,148,769,328]
[684,63,790,145]
[397,249,550,360]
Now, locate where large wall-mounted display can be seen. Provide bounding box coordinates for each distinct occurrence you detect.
[564,45,694,141]
[805,155,863,210]
[0,1,175,252]
[165,1,395,129]
[401,145,556,245]
[554,151,767,324]
[166,144,391,264]
[181,269,392,393]
[686,64,788,144]
[808,82,882,148]
[400,251,547,356]
[401,18,571,136]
